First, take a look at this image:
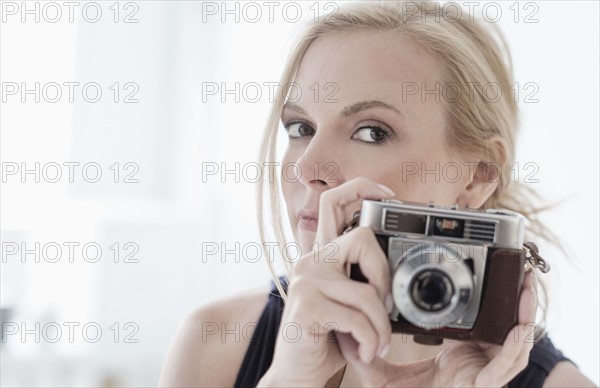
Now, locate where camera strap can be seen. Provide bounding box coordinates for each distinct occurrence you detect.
[523,242,550,273]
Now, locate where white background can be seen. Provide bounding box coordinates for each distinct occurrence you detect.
[1,1,598,386]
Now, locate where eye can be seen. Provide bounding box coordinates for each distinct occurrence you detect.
[352,126,391,144]
[285,122,315,138]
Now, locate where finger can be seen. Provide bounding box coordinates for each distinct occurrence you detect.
[313,297,380,364]
[519,270,538,325]
[476,328,533,386]
[337,332,397,387]
[315,177,395,246]
[336,333,385,373]
[317,276,392,356]
[334,227,392,302]
[336,332,360,362]
[299,227,391,302]
[497,321,536,385]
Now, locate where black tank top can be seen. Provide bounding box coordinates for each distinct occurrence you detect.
[234,276,574,387]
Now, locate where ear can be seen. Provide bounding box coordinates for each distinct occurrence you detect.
[456,136,508,209]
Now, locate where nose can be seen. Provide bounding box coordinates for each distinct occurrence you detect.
[293,134,343,191]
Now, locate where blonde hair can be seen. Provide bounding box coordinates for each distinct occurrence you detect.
[256,0,557,333]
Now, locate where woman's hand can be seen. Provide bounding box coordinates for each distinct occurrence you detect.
[258,177,396,387]
[335,266,539,387]
[260,175,537,387]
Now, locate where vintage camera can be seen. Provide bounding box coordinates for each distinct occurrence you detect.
[348,199,529,345]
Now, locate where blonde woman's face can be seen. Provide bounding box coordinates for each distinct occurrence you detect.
[281,31,474,253]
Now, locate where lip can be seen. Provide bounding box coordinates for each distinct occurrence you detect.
[297,208,318,232]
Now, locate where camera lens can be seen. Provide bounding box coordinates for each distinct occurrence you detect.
[410,270,454,312]
[391,241,475,329]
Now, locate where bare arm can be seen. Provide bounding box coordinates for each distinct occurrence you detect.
[158,287,269,387]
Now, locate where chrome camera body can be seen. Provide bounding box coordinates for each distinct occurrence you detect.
[351,199,526,344]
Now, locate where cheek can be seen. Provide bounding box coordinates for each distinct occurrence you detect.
[375,165,467,206]
[281,147,300,196]
[280,147,305,226]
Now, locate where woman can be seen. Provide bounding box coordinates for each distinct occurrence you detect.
[159,1,596,386]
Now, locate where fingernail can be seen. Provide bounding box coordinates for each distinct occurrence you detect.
[379,343,390,358]
[385,294,394,314]
[377,184,395,196]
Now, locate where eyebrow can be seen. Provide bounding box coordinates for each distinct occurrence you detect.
[341,100,403,117]
[283,100,404,118]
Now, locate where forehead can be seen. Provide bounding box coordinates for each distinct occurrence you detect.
[294,30,443,101]
[290,30,447,135]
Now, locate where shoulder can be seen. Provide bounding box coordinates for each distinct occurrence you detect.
[543,361,597,387]
[158,285,271,387]
[532,335,597,387]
